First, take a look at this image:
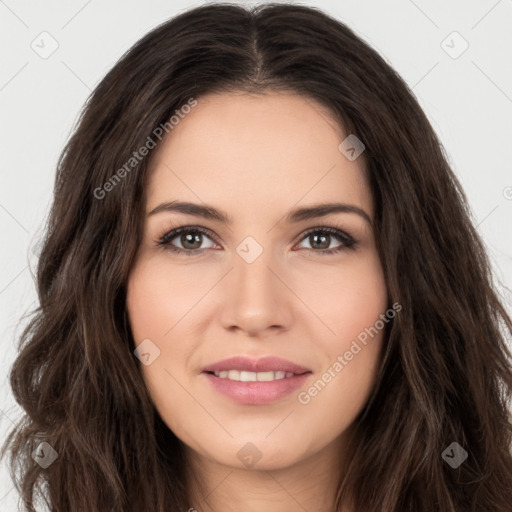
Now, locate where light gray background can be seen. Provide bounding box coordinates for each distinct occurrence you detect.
[1,0,511,508]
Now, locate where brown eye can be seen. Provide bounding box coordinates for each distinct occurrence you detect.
[296,227,356,254]
[179,231,203,250]
[157,226,218,255]
[308,232,330,250]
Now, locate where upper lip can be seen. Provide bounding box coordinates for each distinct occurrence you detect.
[202,356,311,374]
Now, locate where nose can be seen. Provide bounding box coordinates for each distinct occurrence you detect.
[219,246,294,337]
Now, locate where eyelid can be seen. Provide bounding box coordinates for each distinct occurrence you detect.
[156,223,357,255]
[157,225,221,247]
[296,225,355,244]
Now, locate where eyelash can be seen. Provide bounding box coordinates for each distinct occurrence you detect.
[155,223,358,257]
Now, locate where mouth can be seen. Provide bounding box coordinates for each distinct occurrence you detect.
[201,356,312,405]
[202,355,311,375]
[204,369,308,381]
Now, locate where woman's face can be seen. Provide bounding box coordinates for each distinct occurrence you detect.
[126,91,388,471]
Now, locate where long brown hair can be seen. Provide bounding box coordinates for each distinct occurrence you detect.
[2,3,512,511]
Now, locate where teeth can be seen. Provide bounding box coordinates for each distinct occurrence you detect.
[212,370,297,381]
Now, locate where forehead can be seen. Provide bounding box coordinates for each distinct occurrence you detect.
[146,91,372,222]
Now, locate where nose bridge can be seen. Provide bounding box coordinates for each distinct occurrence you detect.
[232,238,277,305]
[220,236,291,334]
[235,242,272,292]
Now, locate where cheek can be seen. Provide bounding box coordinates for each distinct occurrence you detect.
[126,256,209,343]
[125,257,217,398]
[125,261,200,435]
[293,252,387,406]
[294,250,388,344]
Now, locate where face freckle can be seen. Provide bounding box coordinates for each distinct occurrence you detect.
[126,90,388,475]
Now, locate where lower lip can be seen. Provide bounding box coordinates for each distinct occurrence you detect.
[203,372,311,405]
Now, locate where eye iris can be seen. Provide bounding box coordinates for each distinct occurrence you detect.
[182,231,203,249]
[167,229,344,252]
[310,233,330,249]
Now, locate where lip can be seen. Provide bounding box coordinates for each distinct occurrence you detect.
[202,356,311,374]
[202,356,312,405]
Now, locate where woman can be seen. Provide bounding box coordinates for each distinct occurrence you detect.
[2,3,512,511]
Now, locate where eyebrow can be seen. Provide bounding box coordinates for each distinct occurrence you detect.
[147,201,372,226]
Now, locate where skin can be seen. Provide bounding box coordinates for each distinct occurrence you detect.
[126,90,388,512]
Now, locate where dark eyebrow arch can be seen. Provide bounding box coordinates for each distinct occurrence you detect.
[284,203,372,226]
[148,201,231,223]
[147,201,372,226]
